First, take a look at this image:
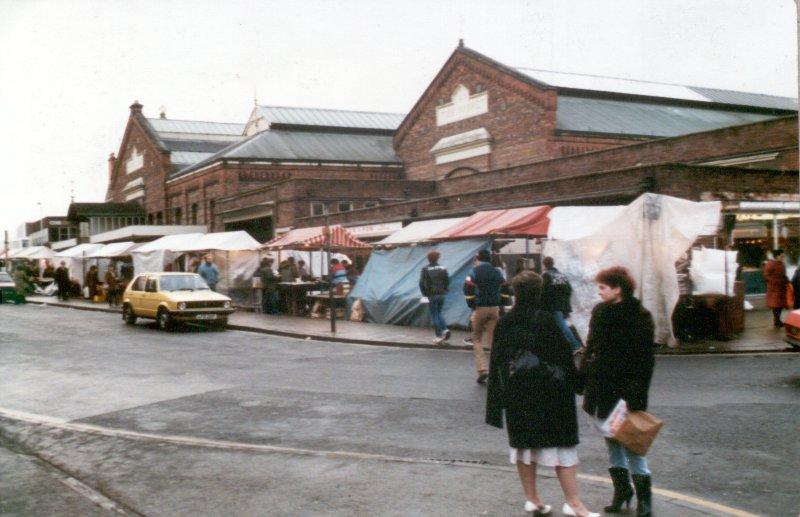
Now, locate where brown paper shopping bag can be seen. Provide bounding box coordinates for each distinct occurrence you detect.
[613,411,663,456]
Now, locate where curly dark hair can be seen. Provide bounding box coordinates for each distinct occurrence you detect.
[511,270,542,307]
[595,266,636,299]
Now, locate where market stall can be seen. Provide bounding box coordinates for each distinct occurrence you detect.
[55,243,104,286]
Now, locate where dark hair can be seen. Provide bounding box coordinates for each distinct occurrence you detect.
[427,250,440,264]
[298,260,305,265]
[595,266,636,298]
[511,271,542,307]
[477,249,491,262]
[773,249,784,258]
[330,259,339,264]
[542,256,554,269]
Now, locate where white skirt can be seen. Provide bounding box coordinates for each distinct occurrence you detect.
[509,446,579,468]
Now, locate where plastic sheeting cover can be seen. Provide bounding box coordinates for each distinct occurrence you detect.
[547,206,625,240]
[377,217,467,245]
[691,248,738,296]
[543,194,721,346]
[348,239,488,327]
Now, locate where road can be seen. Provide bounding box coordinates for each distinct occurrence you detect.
[0,303,798,516]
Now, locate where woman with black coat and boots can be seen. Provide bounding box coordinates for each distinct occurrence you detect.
[487,271,599,517]
[580,266,656,517]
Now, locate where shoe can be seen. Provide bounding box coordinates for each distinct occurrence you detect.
[604,467,634,513]
[524,500,551,514]
[463,336,473,345]
[631,474,652,517]
[442,329,451,342]
[432,336,444,345]
[562,502,599,517]
[476,372,488,384]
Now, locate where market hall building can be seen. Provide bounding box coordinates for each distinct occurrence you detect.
[102,43,798,258]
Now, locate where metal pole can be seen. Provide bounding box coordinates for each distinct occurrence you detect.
[325,209,336,334]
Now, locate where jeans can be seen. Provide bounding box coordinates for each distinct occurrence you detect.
[262,289,278,314]
[428,294,447,337]
[605,438,651,475]
[552,310,582,351]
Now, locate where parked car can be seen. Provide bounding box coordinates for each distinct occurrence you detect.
[0,271,25,304]
[122,272,234,330]
[784,309,800,349]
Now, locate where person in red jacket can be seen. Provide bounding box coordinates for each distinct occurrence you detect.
[763,249,789,327]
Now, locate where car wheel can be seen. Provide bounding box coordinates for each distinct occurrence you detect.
[122,304,137,325]
[157,308,173,331]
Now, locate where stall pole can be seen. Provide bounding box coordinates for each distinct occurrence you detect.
[325,213,336,334]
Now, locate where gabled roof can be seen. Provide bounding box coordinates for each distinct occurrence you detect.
[253,105,405,132]
[169,128,400,180]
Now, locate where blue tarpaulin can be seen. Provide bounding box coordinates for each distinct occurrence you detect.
[348,239,489,328]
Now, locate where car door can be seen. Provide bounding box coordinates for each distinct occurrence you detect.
[127,275,146,315]
[142,276,160,317]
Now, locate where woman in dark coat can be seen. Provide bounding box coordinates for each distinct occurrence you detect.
[763,249,789,326]
[581,266,655,517]
[487,271,598,517]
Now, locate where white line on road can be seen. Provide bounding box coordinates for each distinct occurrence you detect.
[0,406,759,517]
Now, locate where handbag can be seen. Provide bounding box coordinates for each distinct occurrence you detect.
[613,410,664,456]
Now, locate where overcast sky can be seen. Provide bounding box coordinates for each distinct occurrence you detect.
[0,0,797,241]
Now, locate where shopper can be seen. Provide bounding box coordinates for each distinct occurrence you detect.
[198,254,220,291]
[105,263,120,307]
[258,257,279,314]
[763,249,789,326]
[580,266,656,517]
[486,271,598,517]
[542,257,582,352]
[468,249,504,384]
[54,261,70,301]
[85,265,100,298]
[419,250,450,345]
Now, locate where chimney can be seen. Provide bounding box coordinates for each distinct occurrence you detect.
[129,100,143,113]
[108,153,116,180]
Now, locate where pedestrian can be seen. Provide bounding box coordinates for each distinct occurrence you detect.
[329,258,348,284]
[198,253,220,291]
[580,266,656,517]
[54,261,70,301]
[85,265,100,299]
[42,260,55,279]
[279,256,299,282]
[297,259,310,280]
[542,257,582,352]
[467,249,505,384]
[419,250,450,345]
[763,249,789,326]
[259,257,279,314]
[105,263,119,307]
[486,271,599,517]
[119,261,134,283]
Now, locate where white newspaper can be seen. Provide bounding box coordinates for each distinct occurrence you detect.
[600,399,629,438]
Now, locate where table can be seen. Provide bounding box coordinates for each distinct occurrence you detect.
[277,282,317,316]
[307,292,347,319]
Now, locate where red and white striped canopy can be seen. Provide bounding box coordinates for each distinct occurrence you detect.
[261,225,372,251]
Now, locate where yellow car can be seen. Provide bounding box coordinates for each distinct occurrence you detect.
[122,272,235,330]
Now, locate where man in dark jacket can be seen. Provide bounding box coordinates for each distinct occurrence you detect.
[542,256,582,351]
[468,249,504,384]
[419,250,450,344]
[54,261,70,301]
[258,257,279,314]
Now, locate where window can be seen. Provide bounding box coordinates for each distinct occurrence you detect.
[173,207,182,225]
[337,201,353,213]
[311,202,325,216]
[208,200,216,231]
[131,276,146,291]
[191,203,198,225]
[364,201,378,209]
[148,214,154,224]
[145,277,158,292]
[156,212,163,225]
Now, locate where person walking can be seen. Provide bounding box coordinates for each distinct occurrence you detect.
[763,249,789,326]
[419,250,450,345]
[198,254,220,291]
[486,271,599,517]
[580,266,656,517]
[85,265,99,299]
[468,249,505,384]
[105,264,120,307]
[258,257,279,314]
[541,257,582,352]
[54,261,70,301]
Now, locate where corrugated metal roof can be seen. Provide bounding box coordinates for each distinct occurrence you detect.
[171,129,398,180]
[516,68,796,111]
[147,118,245,136]
[556,96,775,137]
[161,139,233,153]
[170,151,216,165]
[256,106,405,130]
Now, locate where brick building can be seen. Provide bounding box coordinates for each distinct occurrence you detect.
[103,44,798,244]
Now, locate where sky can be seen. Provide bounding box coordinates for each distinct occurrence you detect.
[0,0,797,242]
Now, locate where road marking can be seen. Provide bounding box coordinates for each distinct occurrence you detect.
[0,407,758,517]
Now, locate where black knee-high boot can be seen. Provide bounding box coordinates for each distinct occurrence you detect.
[605,467,634,512]
[631,474,652,517]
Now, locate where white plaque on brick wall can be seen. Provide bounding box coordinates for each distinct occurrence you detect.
[125,146,144,174]
[436,85,488,126]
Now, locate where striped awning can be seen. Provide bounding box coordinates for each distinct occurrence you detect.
[262,225,372,251]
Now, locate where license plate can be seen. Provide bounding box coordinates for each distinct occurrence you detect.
[195,314,218,320]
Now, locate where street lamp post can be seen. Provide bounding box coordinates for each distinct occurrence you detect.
[324,206,336,334]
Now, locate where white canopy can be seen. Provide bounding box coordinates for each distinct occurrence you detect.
[377,217,467,245]
[84,241,141,259]
[11,246,56,260]
[56,243,104,258]
[133,231,259,254]
[543,194,721,347]
[547,206,625,240]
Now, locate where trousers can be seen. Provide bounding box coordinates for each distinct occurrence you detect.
[427,294,447,337]
[605,438,651,475]
[471,306,499,374]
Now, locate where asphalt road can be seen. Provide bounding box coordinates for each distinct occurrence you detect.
[0,304,797,516]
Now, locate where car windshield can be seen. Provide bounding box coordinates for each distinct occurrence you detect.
[0,272,11,282]
[159,275,210,292]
